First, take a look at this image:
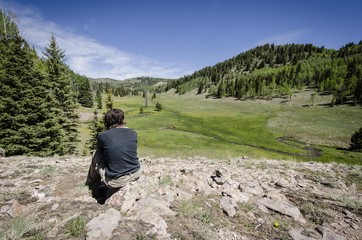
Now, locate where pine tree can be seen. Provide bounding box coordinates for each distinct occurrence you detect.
[350,127,362,152]
[87,109,104,152]
[43,34,79,154]
[105,90,113,110]
[216,80,225,98]
[76,74,93,108]
[155,102,162,111]
[96,89,103,109]
[0,34,64,156]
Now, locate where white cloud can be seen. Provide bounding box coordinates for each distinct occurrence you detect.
[256,29,312,46]
[5,1,190,79]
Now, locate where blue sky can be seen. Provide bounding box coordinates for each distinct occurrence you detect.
[2,0,362,80]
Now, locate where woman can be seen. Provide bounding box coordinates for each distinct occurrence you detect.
[86,108,141,204]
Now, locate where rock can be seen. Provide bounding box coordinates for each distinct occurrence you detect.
[128,197,175,239]
[265,190,289,201]
[239,182,264,196]
[316,226,347,240]
[220,196,237,217]
[218,228,249,240]
[0,205,9,214]
[212,169,231,185]
[7,200,24,218]
[158,185,193,203]
[130,197,176,217]
[289,228,321,240]
[196,182,217,196]
[275,178,292,188]
[86,208,122,240]
[133,208,170,239]
[257,197,306,224]
[51,203,59,211]
[222,189,249,203]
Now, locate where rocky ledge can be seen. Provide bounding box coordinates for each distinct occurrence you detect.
[0,156,361,240]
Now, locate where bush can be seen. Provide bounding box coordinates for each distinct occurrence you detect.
[155,102,162,111]
[64,216,86,237]
[350,127,362,152]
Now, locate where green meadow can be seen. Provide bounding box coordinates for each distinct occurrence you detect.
[78,89,362,165]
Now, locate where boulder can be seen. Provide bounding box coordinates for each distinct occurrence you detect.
[86,208,122,240]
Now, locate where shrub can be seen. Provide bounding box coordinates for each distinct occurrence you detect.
[155,102,162,111]
[64,216,86,237]
[350,127,362,152]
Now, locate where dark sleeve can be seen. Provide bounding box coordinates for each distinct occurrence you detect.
[96,134,103,153]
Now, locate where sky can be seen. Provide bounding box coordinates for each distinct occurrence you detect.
[2,0,362,80]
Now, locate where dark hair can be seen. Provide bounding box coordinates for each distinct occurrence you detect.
[104,109,125,129]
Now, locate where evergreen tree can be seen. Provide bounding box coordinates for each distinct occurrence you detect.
[76,74,93,108]
[87,109,104,152]
[155,102,162,111]
[0,34,64,156]
[96,89,103,109]
[43,34,79,154]
[350,127,362,152]
[105,90,113,110]
[216,80,225,98]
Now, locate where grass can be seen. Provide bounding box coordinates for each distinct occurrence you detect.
[0,215,39,240]
[300,202,333,225]
[40,165,57,177]
[64,216,86,237]
[177,197,216,225]
[158,174,174,186]
[76,90,362,164]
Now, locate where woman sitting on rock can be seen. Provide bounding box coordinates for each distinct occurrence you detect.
[86,108,141,204]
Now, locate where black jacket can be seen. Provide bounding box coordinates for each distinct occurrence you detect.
[97,128,140,178]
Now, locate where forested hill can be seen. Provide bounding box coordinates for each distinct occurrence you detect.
[164,42,362,105]
[89,77,172,97]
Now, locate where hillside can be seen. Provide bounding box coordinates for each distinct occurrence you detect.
[166,42,362,105]
[0,155,361,239]
[89,77,172,97]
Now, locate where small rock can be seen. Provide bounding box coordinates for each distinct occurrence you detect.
[51,203,59,211]
[220,196,237,217]
[0,205,10,214]
[349,222,360,230]
[316,226,347,240]
[239,182,264,196]
[289,228,321,240]
[7,200,24,218]
[218,228,248,240]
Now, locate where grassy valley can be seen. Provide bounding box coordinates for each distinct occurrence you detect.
[78,88,362,165]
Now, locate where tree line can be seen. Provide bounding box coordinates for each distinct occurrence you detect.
[165,42,362,104]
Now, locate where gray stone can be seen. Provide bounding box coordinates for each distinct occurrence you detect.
[289,228,321,240]
[239,182,264,196]
[223,189,249,203]
[134,208,170,239]
[196,181,217,195]
[218,228,249,240]
[316,226,347,240]
[257,197,306,224]
[130,197,176,217]
[7,200,24,218]
[86,208,122,240]
[220,196,237,217]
